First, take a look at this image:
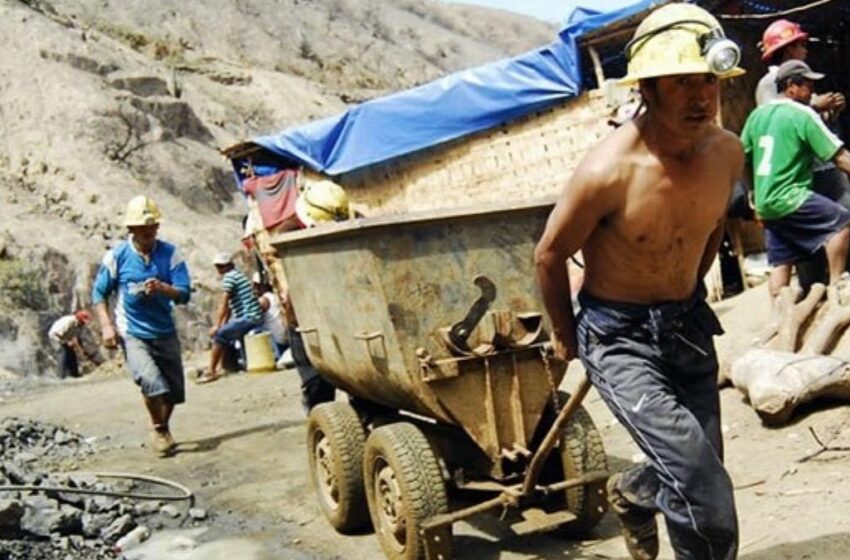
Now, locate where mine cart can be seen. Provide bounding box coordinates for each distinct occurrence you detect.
[268,197,608,560]
[223,0,803,556]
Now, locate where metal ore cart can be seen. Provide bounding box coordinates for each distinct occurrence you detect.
[270,197,609,560]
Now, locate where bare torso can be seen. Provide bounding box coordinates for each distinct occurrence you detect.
[581,120,738,303]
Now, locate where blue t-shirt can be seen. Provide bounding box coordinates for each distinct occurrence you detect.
[91,239,191,339]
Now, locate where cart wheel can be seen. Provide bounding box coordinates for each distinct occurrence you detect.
[307,401,370,532]
[542,390,609,537]
[364,423,449,560]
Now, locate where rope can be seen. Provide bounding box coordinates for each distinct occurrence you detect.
[0,472,194,505]
[718,0,838,20]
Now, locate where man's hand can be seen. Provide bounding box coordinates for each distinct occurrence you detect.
[144,278,166,296]
[550,330,579,362]
[813,92,846,115]
[101,324,118,349]
[209,326,218,338]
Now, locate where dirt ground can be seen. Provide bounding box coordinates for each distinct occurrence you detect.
[3,286,850,559]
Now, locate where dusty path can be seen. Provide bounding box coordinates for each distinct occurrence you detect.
[3,329,850,559]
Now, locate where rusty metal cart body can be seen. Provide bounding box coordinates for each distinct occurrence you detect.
[271,196,608,560]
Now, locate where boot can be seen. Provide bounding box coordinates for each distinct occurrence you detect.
[607,473,659,560]
[151,425,176,457]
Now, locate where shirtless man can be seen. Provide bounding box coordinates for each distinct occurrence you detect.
[535,5,742,560]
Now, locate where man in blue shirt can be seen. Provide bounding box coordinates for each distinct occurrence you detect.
[92,196,192,457]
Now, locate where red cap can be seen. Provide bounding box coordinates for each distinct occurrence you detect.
[75,311,91,323]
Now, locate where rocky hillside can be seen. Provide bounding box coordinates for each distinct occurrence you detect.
[0,0,556,376]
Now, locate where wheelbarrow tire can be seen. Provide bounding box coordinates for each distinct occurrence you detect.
[364,422,449,560]
[306,401,370,533]
[545,390,609,537]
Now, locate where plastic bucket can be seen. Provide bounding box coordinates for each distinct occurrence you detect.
[244,331,275,373]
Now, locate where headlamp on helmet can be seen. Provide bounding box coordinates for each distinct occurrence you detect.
[698,27,741,75]
[626,20,741,77]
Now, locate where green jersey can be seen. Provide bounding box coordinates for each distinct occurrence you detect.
[741,98,843,220]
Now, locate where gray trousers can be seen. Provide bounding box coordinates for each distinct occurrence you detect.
[577,290,738,560]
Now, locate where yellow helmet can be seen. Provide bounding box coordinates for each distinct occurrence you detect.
[295,180,351,227]
[123,195,162,227]
[620,3,745,85]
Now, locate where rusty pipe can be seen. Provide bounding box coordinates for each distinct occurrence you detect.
[520,375,592,495]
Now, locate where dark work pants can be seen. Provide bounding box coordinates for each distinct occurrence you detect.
[797,166,850,293]
[577,290,738,560]
[59,344,79,379]
[288,327,335,413]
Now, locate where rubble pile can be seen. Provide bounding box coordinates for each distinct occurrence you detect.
[0,418,204,559]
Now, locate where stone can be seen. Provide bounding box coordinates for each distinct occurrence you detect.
[100,513,136,543]
[3,459,37,485]
[81,511,115,538]
[68,474,97,488]
[159,504,181,519]
[0,499,24,538]
[52,505,83,535]
[188,507,207,520]
[54,430,74,445]
[133,500,161,516]
[21,505,59,538]
[86,494,119,513]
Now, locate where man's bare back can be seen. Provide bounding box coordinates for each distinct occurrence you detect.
[581,116,741,303]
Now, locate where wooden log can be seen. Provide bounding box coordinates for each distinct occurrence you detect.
[802,286,850,355]
[763,284,825,352]
[730,348,850,426]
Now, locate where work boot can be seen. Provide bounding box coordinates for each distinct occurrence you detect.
[607,473,659,560]
[151,427,175,457]
[164,430,177,450]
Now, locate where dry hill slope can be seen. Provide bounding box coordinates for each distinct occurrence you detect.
[0,0,556,376]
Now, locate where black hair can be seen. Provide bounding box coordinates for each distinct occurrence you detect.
[765,50,783,66]
[777,74,809,94]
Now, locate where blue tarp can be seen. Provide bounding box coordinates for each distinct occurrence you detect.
[243,0,658,178]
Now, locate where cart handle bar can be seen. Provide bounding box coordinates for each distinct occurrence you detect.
[520,375,593,495]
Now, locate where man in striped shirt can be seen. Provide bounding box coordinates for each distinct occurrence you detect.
[742,60,850,298]
[198,253,263,383]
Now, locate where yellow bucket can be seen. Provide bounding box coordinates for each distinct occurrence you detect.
[244,331,275,374]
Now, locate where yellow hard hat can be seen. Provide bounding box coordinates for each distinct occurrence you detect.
[295,180,351,227]
[620,3,745,85]
[123,195,162,227]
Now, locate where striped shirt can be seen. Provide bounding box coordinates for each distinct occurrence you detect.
[222,269,262,321]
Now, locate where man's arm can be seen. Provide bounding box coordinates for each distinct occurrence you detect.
[534,158,616,361]
[812,92,846,120]
[697,222,727,281]
[146,248,191,303]
[91,251,118,349]
[698,136,744,281]
[832,147,850,177]
[211,292,231,333]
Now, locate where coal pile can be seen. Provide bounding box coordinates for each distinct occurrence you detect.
[0,418,203,559]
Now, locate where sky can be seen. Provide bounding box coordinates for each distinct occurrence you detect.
[441,0,641,24]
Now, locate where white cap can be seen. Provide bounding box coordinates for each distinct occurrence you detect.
[212,252,233,266]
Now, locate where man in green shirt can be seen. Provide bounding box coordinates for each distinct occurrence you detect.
[741,60,850,298]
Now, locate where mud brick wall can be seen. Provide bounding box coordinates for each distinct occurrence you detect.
[308,90,621,217]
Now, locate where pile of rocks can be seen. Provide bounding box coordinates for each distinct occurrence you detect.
[0,418,205,559]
